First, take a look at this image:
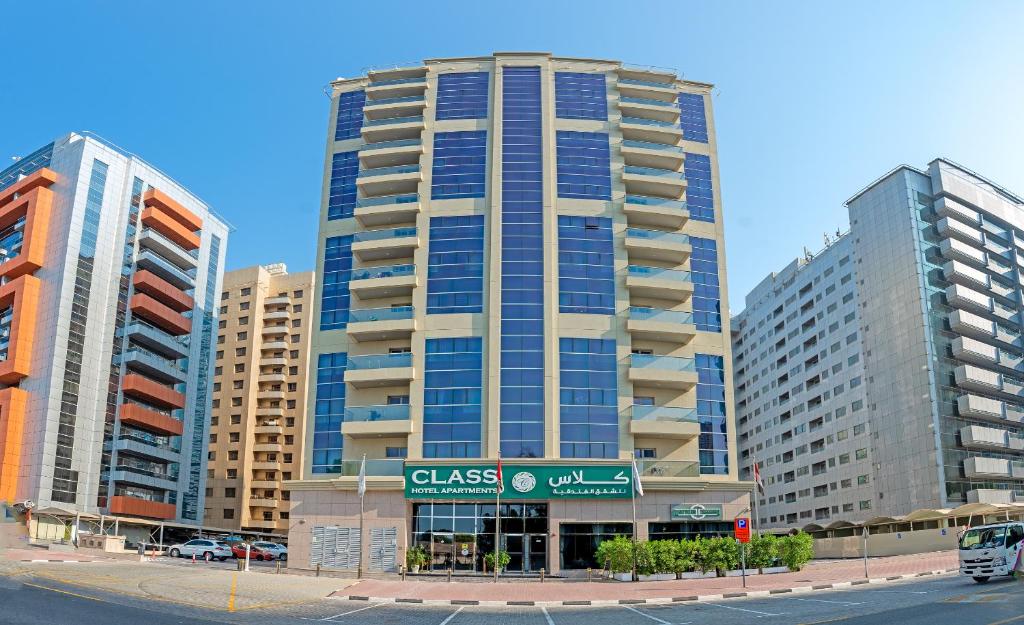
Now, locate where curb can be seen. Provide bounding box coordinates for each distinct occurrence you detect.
[336,568,959,607]
[17,559,111,564]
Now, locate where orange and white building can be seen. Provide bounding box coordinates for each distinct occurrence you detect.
[0,132,228,524]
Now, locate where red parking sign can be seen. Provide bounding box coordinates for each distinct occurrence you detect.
[735,517,751,543]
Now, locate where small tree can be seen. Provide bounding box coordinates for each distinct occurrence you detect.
[646,540,677,575]
[595,536,634,574]
[634,540,656,576]
[483,550,511,572]
[674,538,698,577]
[778,531,814,571]
[746,533,780,574]
[693,536,739,577]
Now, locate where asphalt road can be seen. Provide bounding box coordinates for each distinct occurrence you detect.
[0,568,1021,625]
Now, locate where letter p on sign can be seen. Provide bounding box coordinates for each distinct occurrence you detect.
[735,517,751,543]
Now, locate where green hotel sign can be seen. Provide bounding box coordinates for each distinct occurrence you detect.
[670,504,723,521]
[404,464,633,500]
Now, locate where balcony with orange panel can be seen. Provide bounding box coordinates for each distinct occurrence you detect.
[119,402,183,436]
[121,373,186,410]
[0,387,28,502]
[130,293,191,336]
[143,189,203,232]
[141,207,200,251]
[132,270,194,312]
[0,168,56,281]
[0,275,41,385]
[108,495,176,520]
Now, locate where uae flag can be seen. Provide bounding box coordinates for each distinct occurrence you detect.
[753,460,765,495]
[496,454,504,495]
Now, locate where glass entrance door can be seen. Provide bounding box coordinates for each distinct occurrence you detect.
[431,533,454,571]
[526,534,547,572]
[453,533,475,571]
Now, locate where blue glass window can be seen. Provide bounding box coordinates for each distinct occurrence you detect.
[678,93,708,143]
[428,215,484,314]
[556,131,611,200]
[690,237,721,332]
[435,72,489,120]
[320,235,353,330]
[555,72,607,120]
[334,90,365,141]
[558,216,614,315]
[327,151,359,221]
[431,131,487,200]
[696,354,727,474]
[684,153,714,222]
[423,337,483,458]
[0,142,53,193]
[559,338,618,459]
[312,353,346,474]
[500,66,545,459]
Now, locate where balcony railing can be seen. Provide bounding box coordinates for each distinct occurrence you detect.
[369,77,427,87]
[364,95,426,107]
[622,140,685,154]
[633,459,700,478]
[626,228,689,245]
[621,116,678,128]
[347,352,412,370]
[347,306,414,323]
[631,405,697,422]
[364,115,424,127]
[626,195,687,210]
[620,95,678,107]
[355,193,419,208]
[350,264,415,280]
[117,432,181,454]
[340,458,404,476]
[361,139,422,152]
[352,227,417,242]
[629,307,693,325]
[618,78,676,89]
[624,166,686,180]
[344,404,411,422]
[627,265,692,282]
[630,353,696,372]
[357,164,420,178]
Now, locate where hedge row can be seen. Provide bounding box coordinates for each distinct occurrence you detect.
[595,532,814,576]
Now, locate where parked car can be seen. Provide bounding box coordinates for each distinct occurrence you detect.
[167,539,232,561]
[231,542,273,561]
[252,541,287,561]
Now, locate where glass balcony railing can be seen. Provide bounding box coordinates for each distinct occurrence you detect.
[624,165,686,180]
[140,227,200,261]
[618,78,676,89]
[361,139,422,152]
[347,306,414,323]
[350,264,415,281]
[364,95,426,107]
[117,432,181,454]
[137,249,196,287]
[622,140,685,154]
[347,352,412,370]
[340,458,405,476]
[633,459,700,478]
[353,227,417,243]
[626,195,687,210]
[631,405,698,422]
[629,307,693,325]
[629,353,696,372]
[357,164,420,178]
[620,95,678,108]
[355,193,419,208]
[627,228,689,245]
[369,77,427,87]
[114,463,180,482]
[627,265,692,282]
[344,404,411,422]
[621,116,679,128]
[364,115,424,127]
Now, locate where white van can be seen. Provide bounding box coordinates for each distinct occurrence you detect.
[959,522,1024,583]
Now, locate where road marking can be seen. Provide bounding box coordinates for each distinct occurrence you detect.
[986,614,1024,625]
[322,603,387,620]
[541,606,555,625]
[863,590,930,594]
[22,582,110,604]
[438,606,464,625]
[227,572,238,612]
[704,603,783,617]
[621,605,672,624]
[792,597,863,606]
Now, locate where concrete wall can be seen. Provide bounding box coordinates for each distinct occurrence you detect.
[813,527,960,558]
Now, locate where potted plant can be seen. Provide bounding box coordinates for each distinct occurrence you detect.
[483,550,511,574]
[405,546,428,573]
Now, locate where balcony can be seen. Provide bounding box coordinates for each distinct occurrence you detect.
[957,393,1024,424]
[620,116,683,145]
[345,352,414,389]
[257,390,285,401]
[264,310,290,322]
[936,216,984,245]
[137,249,196,290]
[108,495,176,520]
[625,228,690,263]
[622,165,686,200]
[351,227,419,262]
[620,139,685,171]
[628,354,697,390]
[264,296,289,307]
[633,459,700,479]
[953,336,1024,375]
[258,373,286,384]
[362,95,427,120]
[340,458,404,476]
[261,323,288,337]
[260,357,288,368]
[360,138,424,169]
[617,95,679,124]
[140,206,199,251]
[354,193,421,227]
[342,404,413,438]
[112,466,178,492]
[964,456,1024,480]
[138,228,199,270]
[943,260,990,291]
[346,306,416,342]
[122,374,185,410]
[130,293,191,336]
[121,348,187,384]
[628,405,699,439]
[625,265,693,301]
[360,115,425,143]
[627,307,696,343]
[252,461,280,471]
[960,425,1024,452]
[946,284,996,318]
[254,424,284,435]
[249,498,279,509]
[616,76,678,101]
[967,489,1018,504]
[119,402,183,436]
[246,519,280,530]
[262,340,289,352]
[113,435,181,463]
[123,321,189,359]
[348,264,417,299]
[249,480,279,489]
[939,238,987,268]
[955,364,1024,401]
[623,195,689,229]
[365,72,428,98]
[356,164,422,197]
[253,443,283,454]
[132,270,194,312]
[255,407,285,418]
[949,309,997,342]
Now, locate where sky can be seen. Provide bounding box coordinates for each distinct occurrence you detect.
[3,1,1022,313]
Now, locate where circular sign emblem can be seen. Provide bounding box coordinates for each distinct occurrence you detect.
[510,471,536,493]
[690,504,710,520]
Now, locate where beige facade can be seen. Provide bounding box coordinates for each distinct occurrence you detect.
[206,264,314,534]
[288,53,750,574]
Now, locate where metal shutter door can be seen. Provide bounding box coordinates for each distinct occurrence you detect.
[369,527,398,572]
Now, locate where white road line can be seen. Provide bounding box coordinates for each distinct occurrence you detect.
[322,603,387,620]
[704,603,783,617]
[863,590,931,594]
[541,606,556,625]
[438,606,464,625]
[791,597,864,606]
[621,605,672,624]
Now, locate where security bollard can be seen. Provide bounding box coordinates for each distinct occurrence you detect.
[276,561,282,574]
[237,558,244,572]
[587,567,592,582]
[447,568,452,583]
[540,568,545,583]
[316,564,321,577]
[401,565,407,581]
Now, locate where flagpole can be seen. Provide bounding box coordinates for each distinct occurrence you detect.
[630,457,642,582]
[751,454,760,536]
[358,454,366,579]
[493,482,501,582]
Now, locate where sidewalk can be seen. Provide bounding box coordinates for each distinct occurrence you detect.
[1,547,114,563]
[338,550,960,606]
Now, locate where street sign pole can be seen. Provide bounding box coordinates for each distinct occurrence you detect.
[740,542,746,588]
[734,516,751,589]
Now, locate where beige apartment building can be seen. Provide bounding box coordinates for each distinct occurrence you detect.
[205,264,314,534]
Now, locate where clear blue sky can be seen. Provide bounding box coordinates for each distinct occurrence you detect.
[3,1,1022,312]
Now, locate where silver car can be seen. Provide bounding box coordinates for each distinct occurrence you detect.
[252,541,287,561]
[167,539,232,561]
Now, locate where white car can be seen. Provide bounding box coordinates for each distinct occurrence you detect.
[252,541,287,561]
[167,539,232,561]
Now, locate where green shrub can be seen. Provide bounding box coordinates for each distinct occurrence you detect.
[405,546,428,569]
[778,532,814,571]
[595,535,635,574]
[483,549,511,571]
[692,535,740,576]
[746,533,780,572]
[635,540,657,575]
[646,540,679,575]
